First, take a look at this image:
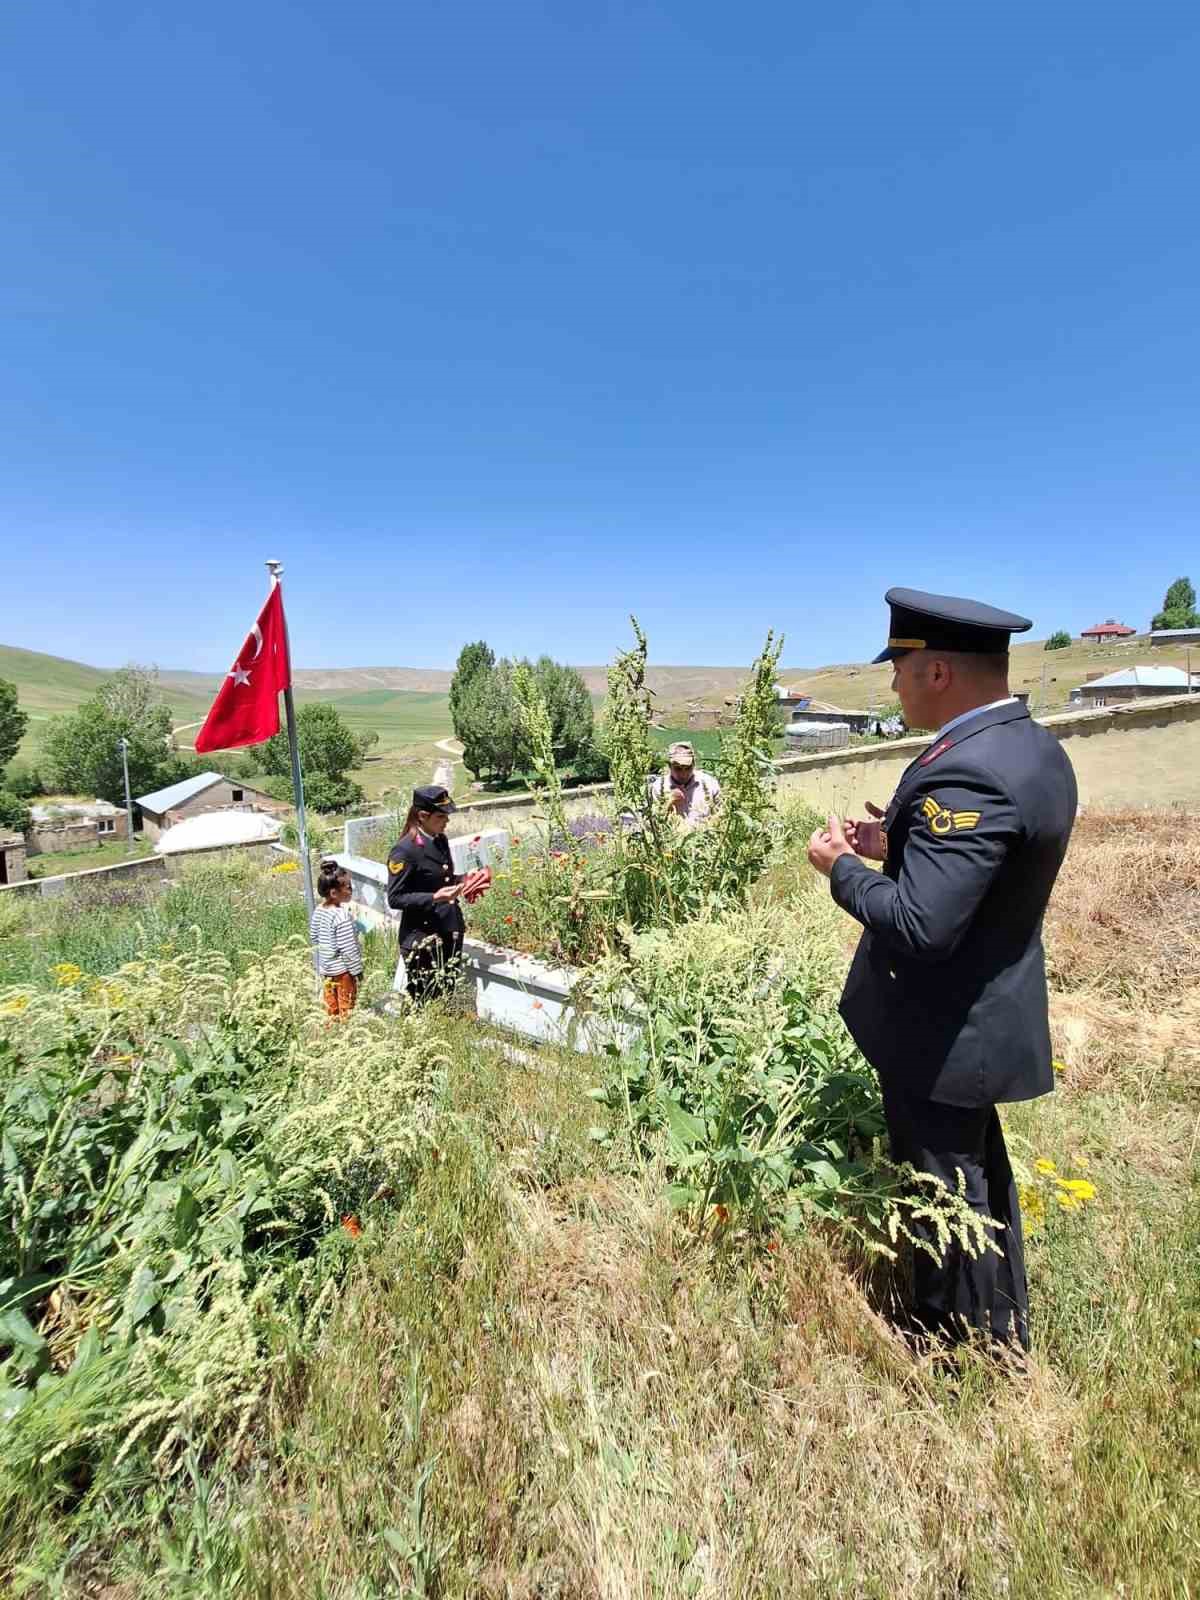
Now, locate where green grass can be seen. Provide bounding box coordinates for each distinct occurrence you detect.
[0,818,1197,1595]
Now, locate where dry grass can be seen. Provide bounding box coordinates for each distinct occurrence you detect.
[1045,809,1200,1001]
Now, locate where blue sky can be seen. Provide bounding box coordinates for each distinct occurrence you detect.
[2,1,1198,671]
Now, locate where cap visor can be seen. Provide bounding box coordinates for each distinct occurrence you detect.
[871,646,900,664]
[439,798,457,813]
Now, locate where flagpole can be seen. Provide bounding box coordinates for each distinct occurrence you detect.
[265,559,318,941]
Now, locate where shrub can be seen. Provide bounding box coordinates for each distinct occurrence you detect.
[1,761,44,800]
[0,791,31,835]
[1044,630,1071,651]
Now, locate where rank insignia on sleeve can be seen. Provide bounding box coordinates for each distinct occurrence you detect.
[921,797,981,834]
[388,859,408,876]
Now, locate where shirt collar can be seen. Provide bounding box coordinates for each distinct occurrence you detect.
[933,696,1018,743]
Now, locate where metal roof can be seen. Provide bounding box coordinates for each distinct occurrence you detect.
[135,771,225,813]
[1149,627,1200,638]
[1080,665,1199,690]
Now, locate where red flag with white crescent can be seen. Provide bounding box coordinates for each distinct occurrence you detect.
[194,584,291,752]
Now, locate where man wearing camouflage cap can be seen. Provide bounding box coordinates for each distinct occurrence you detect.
[649,741,721,828]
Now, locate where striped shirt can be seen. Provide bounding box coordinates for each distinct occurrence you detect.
[310,904,364,977]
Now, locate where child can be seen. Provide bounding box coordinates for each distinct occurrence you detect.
[311,860,363,1018]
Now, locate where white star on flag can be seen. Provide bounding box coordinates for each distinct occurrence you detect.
[229,666,252,687]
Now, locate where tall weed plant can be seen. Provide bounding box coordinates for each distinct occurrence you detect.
[473,619,786,963]
[0,920,446,1556]
[586,895,997,1263]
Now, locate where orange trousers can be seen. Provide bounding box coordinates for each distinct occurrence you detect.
[322,972,359,1018]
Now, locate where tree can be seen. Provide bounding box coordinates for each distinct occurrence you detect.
[263,770,364,813]
[0,678,29,777]
[41,666,191,805]
[449,641,495,733]
[1044,630,1071,651]
[454,647,595,783]
[1152,577,1200,632]
[0,790,31,835]
[529,656,595,768]
[261,702,362,787]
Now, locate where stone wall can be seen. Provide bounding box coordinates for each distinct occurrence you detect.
[772,692,1200,813]
[0,852,171,899]
[29,820,101,855]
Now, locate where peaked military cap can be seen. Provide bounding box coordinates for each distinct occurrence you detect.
[872,587,1033,664]
[412,784,456,814]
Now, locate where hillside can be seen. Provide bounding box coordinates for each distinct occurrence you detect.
[7,636,1196,785]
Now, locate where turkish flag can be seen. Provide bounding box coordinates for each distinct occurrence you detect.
[194,584,291,752]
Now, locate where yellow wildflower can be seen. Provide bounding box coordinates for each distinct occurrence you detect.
[1056,1192,1081,1211]
[270,861,300,875]
[1052,1059,1068,1074]
[52,962,84,987]
[1019,1186,1046,1225]
[1034,1157,1057,1175]
[1056,1178,1096,1201]
[0,995,30,1015]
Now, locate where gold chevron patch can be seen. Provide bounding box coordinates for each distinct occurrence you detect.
[921,797,981,834]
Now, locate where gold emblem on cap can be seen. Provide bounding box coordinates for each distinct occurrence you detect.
[888,637,927,650]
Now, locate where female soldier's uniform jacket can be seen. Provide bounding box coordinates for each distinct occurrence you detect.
[830,700,1077,1108]
[385,831,465,962]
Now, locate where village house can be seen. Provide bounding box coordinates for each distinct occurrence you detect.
[135,772,290,842]
[1149,626,1200,648]
[28,799,128,856]
[1070,665,1200,707]
[1079,620,1137,643]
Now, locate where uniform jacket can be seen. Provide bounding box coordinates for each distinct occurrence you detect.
[385,831,465,952]
[831,701,1077,1108]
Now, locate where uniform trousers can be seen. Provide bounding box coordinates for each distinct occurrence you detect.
[881,1083,1030,1352]
[401,931,464,1005]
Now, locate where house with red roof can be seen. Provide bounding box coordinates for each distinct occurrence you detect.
[1080,620,1137,642]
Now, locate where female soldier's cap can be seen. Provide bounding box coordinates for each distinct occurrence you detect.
[413,784,457,814]
[873,587,1033,664]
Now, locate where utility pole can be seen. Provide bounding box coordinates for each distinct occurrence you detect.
[117,737,135,852]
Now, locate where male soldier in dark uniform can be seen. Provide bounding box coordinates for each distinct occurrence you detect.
[807,589,1077,1352]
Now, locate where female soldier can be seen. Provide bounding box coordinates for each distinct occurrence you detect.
[386,785,465,1003]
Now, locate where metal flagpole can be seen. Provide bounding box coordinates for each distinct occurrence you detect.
[265,560,318,940]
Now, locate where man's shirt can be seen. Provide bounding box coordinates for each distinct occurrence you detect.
[648,768,721,827]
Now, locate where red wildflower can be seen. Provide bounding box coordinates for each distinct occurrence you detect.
[341,1215,363,1239]
[766,1238,780,1254]
[531,1000,544,1010]
[504,915,514,925]
[713,1204,730,1225]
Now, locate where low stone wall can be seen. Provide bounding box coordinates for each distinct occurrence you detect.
[344,783,613,855]
[771,691,1200,814]
[0,852,171,899]
[28,820,100,855]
